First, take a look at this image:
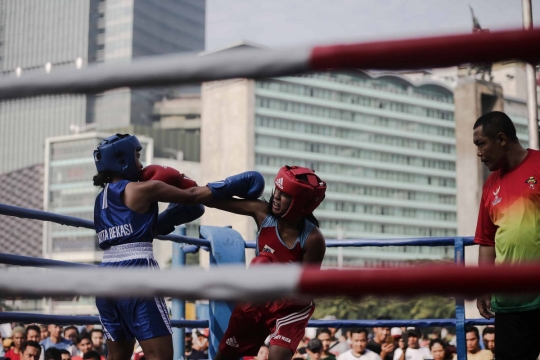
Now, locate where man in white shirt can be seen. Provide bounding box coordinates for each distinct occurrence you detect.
[393,329,431,360]
[337,329,380,360]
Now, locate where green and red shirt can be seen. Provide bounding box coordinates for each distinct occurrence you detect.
[474,149,540,312]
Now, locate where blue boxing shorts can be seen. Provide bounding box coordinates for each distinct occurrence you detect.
[96,243,172,342]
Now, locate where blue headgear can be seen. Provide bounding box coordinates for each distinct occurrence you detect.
[93,134,142,181]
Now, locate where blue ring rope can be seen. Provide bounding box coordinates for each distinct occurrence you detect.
[0,203,474,250]
[0,313,492,328]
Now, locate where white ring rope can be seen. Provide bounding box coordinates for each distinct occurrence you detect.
[0,28,539,100]
[3,264,540,301]
[2,265,302,301]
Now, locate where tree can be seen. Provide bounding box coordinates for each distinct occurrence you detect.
[312,296,456,320]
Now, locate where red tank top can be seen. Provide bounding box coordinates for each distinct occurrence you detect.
[256,214,316,264]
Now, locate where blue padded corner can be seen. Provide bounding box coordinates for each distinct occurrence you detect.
[199,225,247,359]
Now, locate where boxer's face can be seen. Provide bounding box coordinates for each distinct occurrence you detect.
[135,151,143,171]
[272,188,292,216]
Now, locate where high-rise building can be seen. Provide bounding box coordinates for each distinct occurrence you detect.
[0,0,205,174]
[201,66,462,267]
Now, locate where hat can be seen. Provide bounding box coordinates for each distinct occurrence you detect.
[12,327,25,335]
[407,329,421,338]
[390,328,402,339]
[307,339,322,352]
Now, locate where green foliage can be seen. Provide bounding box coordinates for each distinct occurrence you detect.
[185,252,200,266]
[312,296,456,320]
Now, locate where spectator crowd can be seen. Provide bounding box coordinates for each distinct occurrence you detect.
[0,320,496,360]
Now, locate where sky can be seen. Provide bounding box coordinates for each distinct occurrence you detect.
[206,0,540,51]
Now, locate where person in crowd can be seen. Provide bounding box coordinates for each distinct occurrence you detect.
[337,328,380,360]
[58,350,70,360]
[88,331,105,358]
[40,325,73,352]
[429,339,446,360]
[366,317,394,360]
[319,317,348,357]
[71,334,95,360]
[451,327,492,360]
[481,327,494,356]
[39,327,49,343]
[192,330,208,356]
[393,329,430,360]
[316,329,336,360]
[92,134,263,360]
[25,326,44,360]
[62,329,78,347]
[78,328,92,337]
[256,345,270,360]
[81,351,100,360]
[3,339,13,355]
[211,165,326,360]
[25,327,41,344]
[44,348,62,360]
[21,341,41,360]
[184,331,205,360]
[0,333,4,358]
[5,327,26,360]
[306,340,323,360]
[473,111,540,359]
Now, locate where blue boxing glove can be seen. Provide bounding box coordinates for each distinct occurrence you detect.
[156,203,205,235]
[207,171,265,201]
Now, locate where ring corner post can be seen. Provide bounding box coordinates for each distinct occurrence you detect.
[454,236,467,360]
[200,225,246,360]
[172,225,187,360]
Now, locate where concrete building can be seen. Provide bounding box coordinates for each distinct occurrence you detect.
[201,60,462,267]
[0,0,205,175]
[0,164,44,257]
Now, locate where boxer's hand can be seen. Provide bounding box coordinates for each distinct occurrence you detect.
[156,203,205,235]
[206,171,264,201]
[250,252,278,266]
[140,165,197,189]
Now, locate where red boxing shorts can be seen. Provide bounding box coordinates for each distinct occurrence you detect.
[218,299,314,356]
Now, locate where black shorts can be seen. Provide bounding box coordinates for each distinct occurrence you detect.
[495,307,540,360]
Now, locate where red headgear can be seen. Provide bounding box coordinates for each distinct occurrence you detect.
[274,165,326,220]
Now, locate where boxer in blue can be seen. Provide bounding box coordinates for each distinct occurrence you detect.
[92,134,264,360]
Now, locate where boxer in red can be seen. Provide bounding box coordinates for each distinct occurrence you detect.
[209,165,327,360]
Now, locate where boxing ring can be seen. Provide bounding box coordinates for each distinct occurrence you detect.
[1,28,540,360]
[0,202,520,360]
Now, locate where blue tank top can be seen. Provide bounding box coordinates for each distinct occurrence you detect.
[94,180,158,250]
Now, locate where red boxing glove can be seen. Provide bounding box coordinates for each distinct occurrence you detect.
[249,252,277,267]
[140,165,198,189]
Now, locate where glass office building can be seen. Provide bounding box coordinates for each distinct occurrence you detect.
[0,0,205,174]
[201,69,460,267]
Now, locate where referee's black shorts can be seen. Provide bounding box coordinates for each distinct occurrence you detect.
[495,308,540,360]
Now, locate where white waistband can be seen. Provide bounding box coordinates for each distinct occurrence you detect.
[102,242,154,263]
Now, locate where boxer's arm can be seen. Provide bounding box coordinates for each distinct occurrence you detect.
[302,228,326,268]
[206,198,268,226]
[124,181,213,213]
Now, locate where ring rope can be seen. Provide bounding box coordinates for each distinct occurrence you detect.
[0,29,538,100]
[0,313,207,328]
[0,203,475,253]
[0,203,211,247]
[1,264,539,301]
[0,313,493,328]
